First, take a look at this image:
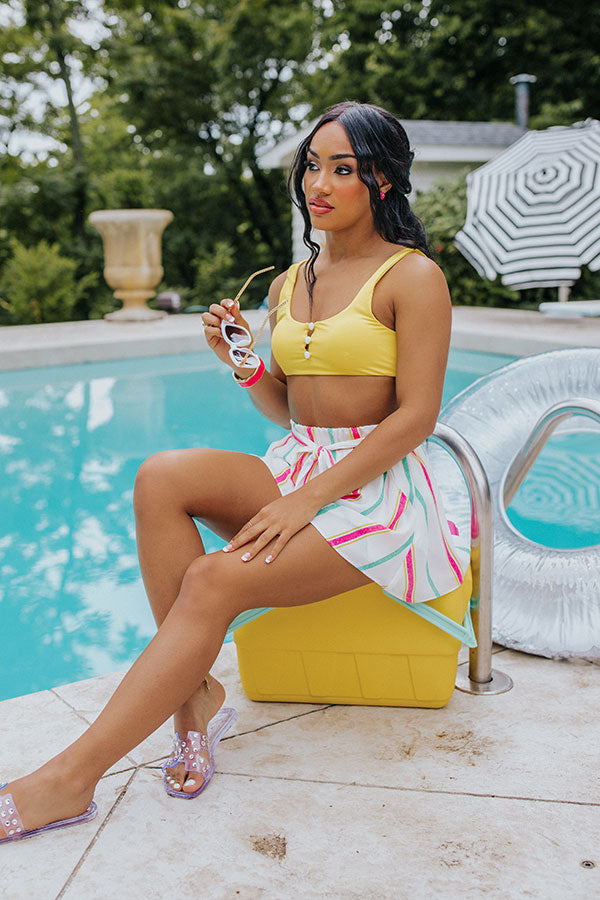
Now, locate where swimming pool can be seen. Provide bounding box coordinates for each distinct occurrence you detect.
[1,349,598,701]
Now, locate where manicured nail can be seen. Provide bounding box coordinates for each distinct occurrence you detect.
[173,783,181,790]
[225,313,234,322]
[241,552,251,561]
[186,779,196,787]
[265,555,273,564]
[223,299,234,308]
[223,543,232,552]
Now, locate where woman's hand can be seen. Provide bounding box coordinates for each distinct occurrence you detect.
[222,491,323,564]
[201,299,253,370]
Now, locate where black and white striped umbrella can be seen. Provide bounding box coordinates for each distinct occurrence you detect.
[455,119,600,289]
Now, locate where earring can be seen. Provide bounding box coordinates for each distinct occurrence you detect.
[380,190,386,200]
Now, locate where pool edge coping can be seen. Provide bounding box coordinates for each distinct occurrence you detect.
[0,306,599,371]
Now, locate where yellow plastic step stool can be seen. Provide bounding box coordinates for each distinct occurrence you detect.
[234,567,472,709]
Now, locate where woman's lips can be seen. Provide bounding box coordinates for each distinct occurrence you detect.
[309,199,334,214]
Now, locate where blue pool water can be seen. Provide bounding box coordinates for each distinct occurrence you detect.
[1,348,598,701]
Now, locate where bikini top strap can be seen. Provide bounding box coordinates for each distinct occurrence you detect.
[349,247,426,315]
[369,247,426,288]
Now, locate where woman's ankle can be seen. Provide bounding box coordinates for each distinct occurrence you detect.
[43,752,99,798]
[174,676,226,735]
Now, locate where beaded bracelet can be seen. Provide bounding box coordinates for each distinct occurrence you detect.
[232,357,265,388]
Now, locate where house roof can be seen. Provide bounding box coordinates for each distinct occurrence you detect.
[398,120,525,146]
[259,119,526,169]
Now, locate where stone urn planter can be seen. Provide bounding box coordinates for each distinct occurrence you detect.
[88,209,173,321]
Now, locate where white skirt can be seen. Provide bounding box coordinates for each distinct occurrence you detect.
[260,420,470,605]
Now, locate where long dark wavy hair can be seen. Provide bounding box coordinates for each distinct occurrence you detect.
[288,101,430,314]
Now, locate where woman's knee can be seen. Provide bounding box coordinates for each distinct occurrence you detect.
[176,553,242,623]
[133,450,187,517]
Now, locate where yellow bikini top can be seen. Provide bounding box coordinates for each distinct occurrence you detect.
[271,247,426,376]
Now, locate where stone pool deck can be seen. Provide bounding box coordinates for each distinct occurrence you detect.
[2,642,599,898]
[0,304,599,370]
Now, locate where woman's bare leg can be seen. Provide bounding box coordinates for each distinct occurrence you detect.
[133,448,282,789]
[1,520,370,834]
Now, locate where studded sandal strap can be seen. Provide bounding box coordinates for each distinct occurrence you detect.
[181,730,210,775]
[164,731,186,768]
[1,793,25,838]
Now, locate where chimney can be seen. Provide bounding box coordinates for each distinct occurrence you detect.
[509,74,536,129]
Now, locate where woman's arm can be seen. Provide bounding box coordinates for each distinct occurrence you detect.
[301,254,451,508]
[202,272,291,429]
[238,272,290,429]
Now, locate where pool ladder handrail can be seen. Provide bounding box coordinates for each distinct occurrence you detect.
[431,424,512,695]
[433,397,600,695]
[503,398,600,506]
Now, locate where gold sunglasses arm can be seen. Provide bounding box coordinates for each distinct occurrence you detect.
[232,265,275,305]
[228,264,289,365]
[234,298,288,366]
[248,297,288,350]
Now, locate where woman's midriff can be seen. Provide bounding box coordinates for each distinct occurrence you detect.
[286,374,398,427]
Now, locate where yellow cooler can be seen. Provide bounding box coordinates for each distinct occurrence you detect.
[233,566,472,709]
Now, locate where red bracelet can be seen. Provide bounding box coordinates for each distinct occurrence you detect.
[232,357,265,387]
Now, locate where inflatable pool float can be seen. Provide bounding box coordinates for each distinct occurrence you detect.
[429,347,600,659]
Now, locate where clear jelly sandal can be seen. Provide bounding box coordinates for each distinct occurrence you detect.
[162,707,237,799]
[0,786,97,844]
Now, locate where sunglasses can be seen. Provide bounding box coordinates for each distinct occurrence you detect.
[220,266,288,369]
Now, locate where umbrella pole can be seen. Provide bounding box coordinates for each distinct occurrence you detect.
[558,285,570,303]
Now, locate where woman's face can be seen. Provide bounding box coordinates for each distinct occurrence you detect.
[303,121,376,232]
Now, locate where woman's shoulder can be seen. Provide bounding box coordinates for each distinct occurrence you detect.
[383,246,450,312]
[386,245,446,282]
[268,269,289,293]
[267,265,299,312]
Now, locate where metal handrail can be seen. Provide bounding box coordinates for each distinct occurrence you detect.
[503,399,600,507]
[432,398,600,695]
[431,424,512,695]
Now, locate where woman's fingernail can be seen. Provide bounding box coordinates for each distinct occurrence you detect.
[224,299,234,308]
[241,552,251,562]
[222,544,232,552]
[225,313,234,322]
[265,555,273,564]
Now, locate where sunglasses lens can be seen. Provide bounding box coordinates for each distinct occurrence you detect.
[221,321,250,346]
[230,347,259,368]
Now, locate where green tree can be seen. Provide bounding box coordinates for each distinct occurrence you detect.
[96,0,319,276]
[0,0,103,238]
[313,1,599,123]
[2,1,598,322]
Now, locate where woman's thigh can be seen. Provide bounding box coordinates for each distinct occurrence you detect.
[136,447,283,540]
[185,521,372,620]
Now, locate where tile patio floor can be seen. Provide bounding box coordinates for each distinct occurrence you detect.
[2,642,599,899]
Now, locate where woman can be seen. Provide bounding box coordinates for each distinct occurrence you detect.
[0,101,467,841]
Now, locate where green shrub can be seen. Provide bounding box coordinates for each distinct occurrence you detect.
[414,173,521,308]
[194,240,243,309]
[0,240,97,325]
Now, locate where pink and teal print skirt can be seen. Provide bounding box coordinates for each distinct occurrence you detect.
[260,420,469,605]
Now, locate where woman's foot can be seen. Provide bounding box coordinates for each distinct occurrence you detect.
[164,674,226,795]
[0,761,95,838]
